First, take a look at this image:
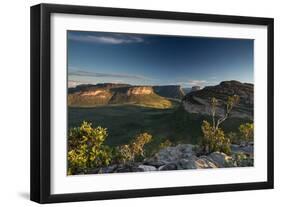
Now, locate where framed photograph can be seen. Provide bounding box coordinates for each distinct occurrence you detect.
[30,3,274,203]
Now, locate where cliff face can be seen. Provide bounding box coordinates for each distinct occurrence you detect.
[68,83,131,94]
[68,88,113,107]
[182,81,254,119]
[126,86,153,95]
[68,84,172,109]
[153,85,185,99]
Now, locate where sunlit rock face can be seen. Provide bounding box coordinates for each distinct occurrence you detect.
[67,84,172,109]
[126,86,153,95]
[80,89,109,99]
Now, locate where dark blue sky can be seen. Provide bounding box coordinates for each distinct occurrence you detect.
[67,31,253,88]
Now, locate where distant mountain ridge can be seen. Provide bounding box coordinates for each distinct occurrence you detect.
[68,83,183,109]
[68,83,130,94]
[68,81,254,117]
[182,80,253,119]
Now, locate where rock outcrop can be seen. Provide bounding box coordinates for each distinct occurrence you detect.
[84,143,253,174]
[153,85,185,100]
[182,81,253,119]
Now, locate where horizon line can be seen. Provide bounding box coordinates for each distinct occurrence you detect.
[68,80,254,89]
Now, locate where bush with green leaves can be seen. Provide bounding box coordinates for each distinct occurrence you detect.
[159,139,172,149]
[117,133,152,164]
[67,121,112,175]
[201,120,231,155]
[239,123,254,142]
[227,123,254,145]
[200,95,239,155]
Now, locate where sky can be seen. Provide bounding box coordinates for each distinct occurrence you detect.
[67,31,254,88]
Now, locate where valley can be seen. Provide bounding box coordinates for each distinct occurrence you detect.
[67,80,254,174]
[68,81,253,153]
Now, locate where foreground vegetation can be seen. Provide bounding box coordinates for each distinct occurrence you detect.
[67,95,254,175]
[67,122,154,175]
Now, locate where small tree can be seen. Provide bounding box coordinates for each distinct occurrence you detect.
[239,123,254,142]
[201,95,239,154]
[67,121,112,175]
[210,95,240,130]
[117,133,152,164]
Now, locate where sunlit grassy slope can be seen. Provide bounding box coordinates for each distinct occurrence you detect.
[68,91,172,109]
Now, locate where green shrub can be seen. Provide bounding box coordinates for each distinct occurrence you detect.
[67,121,112,175]
[201,120,231,155]
[200,95,239,155]
[117,133,152,164]
[239,123,254,142]
[227,123,254,145]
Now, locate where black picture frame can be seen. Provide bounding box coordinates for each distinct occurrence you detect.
[30,3,274,204]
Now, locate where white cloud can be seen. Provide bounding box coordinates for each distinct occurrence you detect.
[68,80,83,88]
[68,33,144,44]
[68,70,149,80]
[174,79,220,87]
[188,80,208,86]
[175,80,207,87]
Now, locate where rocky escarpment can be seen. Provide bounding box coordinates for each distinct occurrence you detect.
[153,85,185,100]
[109,86,172,108]
[182,81,253,119]
[68,83,130,94]
[83,143,253,174]
[68,89,113,106]
[68,84,172,108]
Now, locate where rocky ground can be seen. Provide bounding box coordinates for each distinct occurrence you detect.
[84,143,254,174]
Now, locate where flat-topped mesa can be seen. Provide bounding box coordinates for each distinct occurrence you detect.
[95,83,131,89]
[68,83,131,94]
[68,83,172,109]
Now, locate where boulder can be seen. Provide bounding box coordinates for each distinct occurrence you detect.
[98,164,118,174]
[137,165,157,172]
[158,163,178,171]
[115,166,145,173]
[143,160,166,168]
[179,156,217,169]
[153,144,195,164]
[208,152,235,167]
